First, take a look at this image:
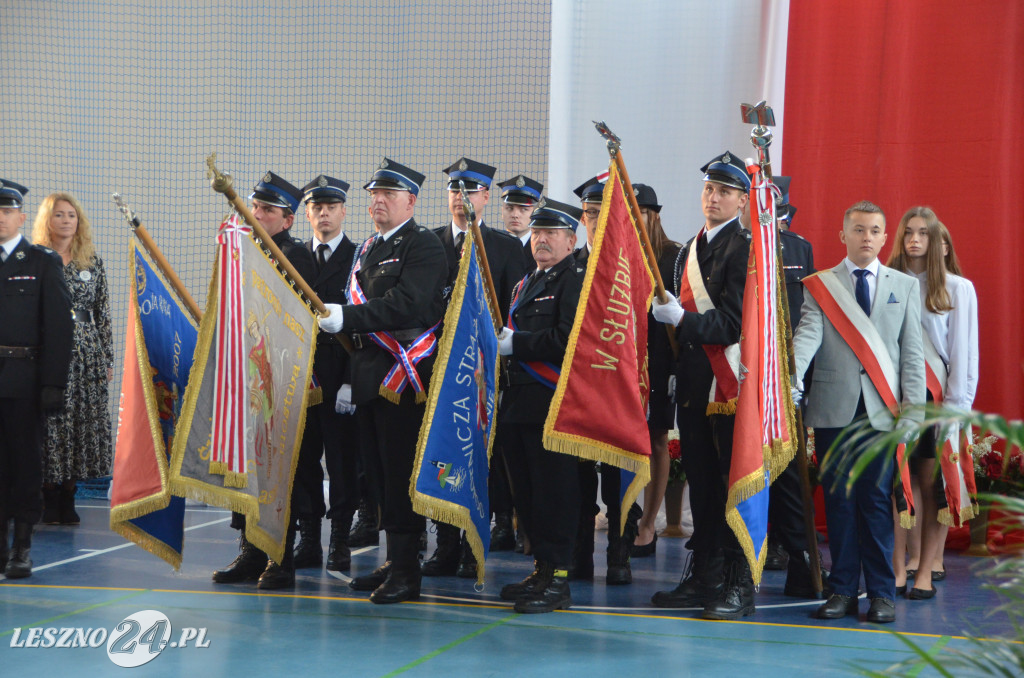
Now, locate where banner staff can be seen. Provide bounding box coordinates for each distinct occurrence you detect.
[593,121,679,357]
[459,181,503,332]
[112,193,202,323]
[204,153,353,353]
[740,100,823,597]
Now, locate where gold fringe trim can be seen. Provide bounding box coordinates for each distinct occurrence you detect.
[958,503,978,524]
[726,506,768,586]
[208,460,228,476]
[705,398,737,416]
[109,493,170,524]
[307,387,322,408]
[222,471,248,489]
[899,509,915,529]
[109,520,183,570]
[937,507,953,527]
[379,385,402,404]
[415,390,428,404]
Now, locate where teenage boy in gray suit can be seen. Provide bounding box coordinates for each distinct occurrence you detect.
[792,200,925,624]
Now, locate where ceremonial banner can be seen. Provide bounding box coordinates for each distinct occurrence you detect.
[727,167,798,584]
[110,239,198,569]
[169,214,317,563]
[412,231,499,585]
[544,161,654,534]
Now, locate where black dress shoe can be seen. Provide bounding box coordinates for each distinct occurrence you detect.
[814,594,858,619]
[350,561,391,591]
[763,539,789,571]
[895,584,907,596]
[257,559,295,590]
[866,597,896,623]
[932,569,946,582]
[905,568,917,578]
[631,533,657,558]
[908,586,936,600]
[513,575,571,614]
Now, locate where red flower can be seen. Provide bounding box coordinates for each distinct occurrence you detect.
[668,438,681,460]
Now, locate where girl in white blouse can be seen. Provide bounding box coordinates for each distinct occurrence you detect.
[887,207,979,598]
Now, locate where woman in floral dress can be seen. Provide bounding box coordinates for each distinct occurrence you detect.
[31,193,113,524]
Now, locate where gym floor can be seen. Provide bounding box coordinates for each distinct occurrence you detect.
[0,499,1011,677]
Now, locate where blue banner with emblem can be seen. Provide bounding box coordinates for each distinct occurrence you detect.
[110,238,198,569]
[411,231,499,585]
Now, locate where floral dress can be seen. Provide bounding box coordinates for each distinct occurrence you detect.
[43,256,114,482]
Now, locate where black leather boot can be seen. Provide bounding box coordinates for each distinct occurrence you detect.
[422,522,460,576]
[702,555,756,620]
[326,518,352,572]
[764,535,789,570]
[514,570,571,613]
[212,531,268,583]
[293,518,323,569]
[568,513,595,581]
[5,522,34,579]
[651,550,725,608]
[258,526,297,590]
[500,561,552,601]
[370,533,421,604]
[350,561,391,591]
[348,501,380,547]
[0,516,8,572]
[606,503,640,585]
[41,487,60,525]
[59,484,80,525]
[490,512,515,551]
[783,550,830,599]
[456,535,477,579]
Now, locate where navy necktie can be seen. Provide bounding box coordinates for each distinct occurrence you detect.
[316,243,329,272]
[454,231,466,256]
[853,269,871,316]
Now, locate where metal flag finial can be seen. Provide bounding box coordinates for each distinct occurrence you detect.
[740,101,776,182]
[111,193,140,229]
[593,120,622,155]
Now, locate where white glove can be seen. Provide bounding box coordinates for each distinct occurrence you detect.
[652,292,684,327]
[335,384,356,415]
[498,327,514,356]
[791,386,803,407]
[667,374,677,403]
[894,417,920,444]
[318,304,344,333]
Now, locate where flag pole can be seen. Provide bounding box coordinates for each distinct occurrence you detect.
[593,121,679,357]
[205,154,354,353]
[112,193,202,323]
[741,101,823,597]
[459,182,503,331]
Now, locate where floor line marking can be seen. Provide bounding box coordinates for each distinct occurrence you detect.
[380,612,517,677]
[1,590,149,638]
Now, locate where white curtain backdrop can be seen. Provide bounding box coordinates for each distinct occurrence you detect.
[549,0,790,246]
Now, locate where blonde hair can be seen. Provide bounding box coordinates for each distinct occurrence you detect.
[32,192,95,268]
[886,206,951,313]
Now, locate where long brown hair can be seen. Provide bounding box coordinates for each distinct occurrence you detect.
[886,206,951,313]
[937,221,963,275]
[643,208,677,261]
[32,192,96,268]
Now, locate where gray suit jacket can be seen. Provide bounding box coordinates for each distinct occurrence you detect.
[792,261,926,431]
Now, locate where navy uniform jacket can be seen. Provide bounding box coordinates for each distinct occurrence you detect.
[648,241,683,428]
[343,220,448,405]
[671,218,750,410]
[308,234,357,393]
[499,254,583,424]
[433,222,527,323]
[271,228,316,286]
[0,238,73,399]
[520,236,535,271]
[779,228,815,329]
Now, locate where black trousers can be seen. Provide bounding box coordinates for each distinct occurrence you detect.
[488,444,514,515]
[356,392,426,535]
[0,396,44,524]
[676,406,741,556]
[768,450,811,554]
[291,401,359,522]
[502,422,580,569]
[578,461,631,539]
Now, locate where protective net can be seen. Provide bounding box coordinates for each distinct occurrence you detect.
[1,0,551,422]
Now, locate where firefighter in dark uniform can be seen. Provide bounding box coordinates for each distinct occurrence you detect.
[496,198,585,613]
[213,171,315,589]
[650,152,756,619]
[762,176,823,598]
[569,175,642,585]
[317,158,447,605]
[287,175,361,577]
[0,179,73,579]
[424,158,529,578]
[497,174,544,270]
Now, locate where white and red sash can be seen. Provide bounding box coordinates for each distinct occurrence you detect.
[349,236,439,404]
[803,269,915,525]
[678,227,740,415]
[922,333,977,526]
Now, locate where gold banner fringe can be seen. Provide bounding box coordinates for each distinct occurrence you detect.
[109,492,170,524]
[222,471,248,489]
[109,520,183,570]
[379,386,402,404]
[706,398,738,416]
[937,507,953,527]
[899,509,915,529]
[726,506,768,586]
[415,390,428,405]
[307,387,322,408]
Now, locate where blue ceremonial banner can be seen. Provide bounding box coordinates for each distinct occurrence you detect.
[412,231,499,585]
[110,238,198,568]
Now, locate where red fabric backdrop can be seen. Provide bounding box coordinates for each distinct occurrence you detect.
[783,1,1024,419]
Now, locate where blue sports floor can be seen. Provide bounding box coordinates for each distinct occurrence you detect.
[0,499,1013,676]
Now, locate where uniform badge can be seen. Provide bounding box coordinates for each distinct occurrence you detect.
[379,159,389,169]
[515,176,525,188]
[318,175,328,187]
[263,172,273,183]
[634,187,640,196]
[15,251,25,260]
[79,269,93,282]
[459,159,468,172]
[722,153,731,164]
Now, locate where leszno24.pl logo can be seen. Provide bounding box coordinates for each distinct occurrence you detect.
[9,610,210,668]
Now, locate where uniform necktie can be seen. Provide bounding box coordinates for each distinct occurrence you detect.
[853,269,871,316]
[454,231,466,256]
[697,232,709,256]
[316,243,330,272]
